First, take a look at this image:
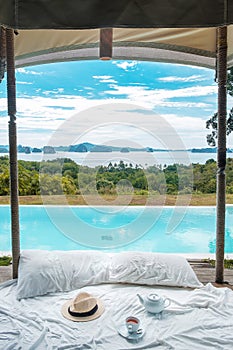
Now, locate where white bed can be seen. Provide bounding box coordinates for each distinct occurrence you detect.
[0,251,233,350]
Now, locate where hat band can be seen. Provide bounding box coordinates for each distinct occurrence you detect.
[68,304,98,318]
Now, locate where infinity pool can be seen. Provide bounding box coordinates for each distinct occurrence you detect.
[1,205,233,254]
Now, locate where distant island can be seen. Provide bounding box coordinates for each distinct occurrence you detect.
[0,143,232,154]
[68,142,147,153]
[190,147,225,153]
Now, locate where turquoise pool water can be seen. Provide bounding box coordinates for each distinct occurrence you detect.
[1,205,233,253]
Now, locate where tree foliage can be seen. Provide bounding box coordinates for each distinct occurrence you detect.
[206,68,233,146]
[2,156,233,196]
[226,67,233,96]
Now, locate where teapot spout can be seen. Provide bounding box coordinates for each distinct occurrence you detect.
[137,293,144,305]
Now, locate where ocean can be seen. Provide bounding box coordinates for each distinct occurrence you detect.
[1,151,232,167]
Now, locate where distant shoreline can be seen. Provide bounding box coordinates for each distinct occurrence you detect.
[1,149,233,154]
[1,150,233,168]
[1,143,232,155]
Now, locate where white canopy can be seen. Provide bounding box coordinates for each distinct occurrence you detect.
[0,1,231,69]
[13,27,233,69]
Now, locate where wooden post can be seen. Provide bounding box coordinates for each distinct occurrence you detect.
[215,26,227,283]
[99,28,113,60]
[6,28,20,279]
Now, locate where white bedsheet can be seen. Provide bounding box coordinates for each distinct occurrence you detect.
[0,280,233,349]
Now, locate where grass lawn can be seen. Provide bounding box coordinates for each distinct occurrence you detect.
[0,194,233,205]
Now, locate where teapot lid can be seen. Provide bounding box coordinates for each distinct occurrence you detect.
[148,293,161,302]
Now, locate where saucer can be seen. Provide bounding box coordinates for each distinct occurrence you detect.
[117,325,145,341]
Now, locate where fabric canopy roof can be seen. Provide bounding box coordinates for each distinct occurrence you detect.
[10,26,233,69]
[1,1,233,69]
[1,0,233,29]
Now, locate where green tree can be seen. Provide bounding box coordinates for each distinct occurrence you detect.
[62,176,77,195]
[39,174,63,195]
[3,157,233,197]
[206,68,233,146]
[96,179,115,194]
[62,160,79,179]
[0,171,9,195]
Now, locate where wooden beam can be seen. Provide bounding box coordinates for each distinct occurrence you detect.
[215,26,227,283]
[99,28,113,60]
[6,28,20,279]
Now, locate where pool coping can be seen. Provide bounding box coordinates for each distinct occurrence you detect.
[1,251,233,259]
[1,204,233,207]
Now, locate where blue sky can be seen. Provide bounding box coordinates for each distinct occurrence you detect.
[0,60,232,149]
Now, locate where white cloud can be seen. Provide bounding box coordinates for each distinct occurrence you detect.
[0,97,129,136]
[45,103,210,150]
[165,85,217,98]
[160,101,208,108]
[0,60,224,151]
[158,75,205,83]
[0,80,219,149]
[100,79,117,83]
[0,97,221,149]
[92,75,117,83]
[104,84,217,109]
[112,61,137,71]
[0,95,87,132]
[16,68,43,75]
[42,88,65,96]
[17,81,33,85]
[162,113,206,132]
[93,75,113,80]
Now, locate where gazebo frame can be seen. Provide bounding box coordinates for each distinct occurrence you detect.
[0,3,230,283]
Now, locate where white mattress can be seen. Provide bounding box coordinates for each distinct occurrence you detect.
[0,280,233,349]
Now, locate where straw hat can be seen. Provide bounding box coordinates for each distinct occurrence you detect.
[61,292,104,322]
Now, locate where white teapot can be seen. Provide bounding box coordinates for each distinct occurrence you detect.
[137,293,171,314]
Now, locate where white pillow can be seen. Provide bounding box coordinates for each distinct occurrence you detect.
[17,250,110,299]
[109,252,203,288]
[17,250,202,299]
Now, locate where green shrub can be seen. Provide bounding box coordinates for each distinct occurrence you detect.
[205,258,233,269]
[0,256,12,266]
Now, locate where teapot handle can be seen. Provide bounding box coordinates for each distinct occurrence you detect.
[164,298,171,308]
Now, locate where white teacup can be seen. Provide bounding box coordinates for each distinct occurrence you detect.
[126,316,140,334]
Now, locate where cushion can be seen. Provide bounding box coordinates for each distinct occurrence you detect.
[17,250,110,299]
[109,252,203,288]
[17,250,202,299]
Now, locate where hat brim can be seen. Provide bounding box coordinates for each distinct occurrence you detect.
[61,297,104,322]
